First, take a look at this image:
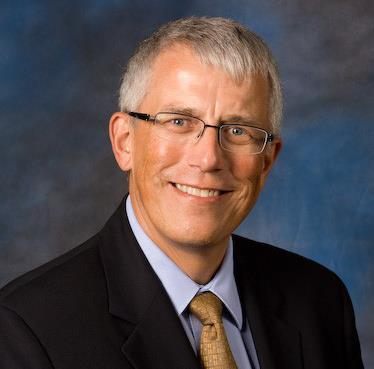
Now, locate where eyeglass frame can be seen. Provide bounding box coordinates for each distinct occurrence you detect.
[126,111,275,155]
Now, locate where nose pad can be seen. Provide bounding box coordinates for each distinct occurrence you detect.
[195,130,203,140]
[195,126,206,140]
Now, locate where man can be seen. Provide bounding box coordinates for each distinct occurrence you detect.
[0,17,363,369]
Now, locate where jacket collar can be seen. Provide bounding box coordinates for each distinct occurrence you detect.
[98,200,200,369]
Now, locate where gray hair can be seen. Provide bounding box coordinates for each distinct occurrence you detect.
[119,17,282,134]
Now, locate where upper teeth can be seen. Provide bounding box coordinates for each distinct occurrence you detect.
[175,183,220,197]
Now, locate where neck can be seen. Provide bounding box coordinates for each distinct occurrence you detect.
[156,238,228,285]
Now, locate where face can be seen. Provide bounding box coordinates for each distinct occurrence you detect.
[111,44,281,254]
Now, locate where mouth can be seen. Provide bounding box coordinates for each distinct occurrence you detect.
[172,183,227,198]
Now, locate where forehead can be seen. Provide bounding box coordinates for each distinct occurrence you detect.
[139,44,270,124]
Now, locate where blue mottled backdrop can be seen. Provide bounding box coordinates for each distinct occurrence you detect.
[1,0,373,366]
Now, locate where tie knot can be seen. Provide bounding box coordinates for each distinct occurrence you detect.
[189,292,223,325]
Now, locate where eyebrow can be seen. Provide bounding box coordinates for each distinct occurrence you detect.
[158,105,261,126]
[159,105,199,116]
[221,115,260,126]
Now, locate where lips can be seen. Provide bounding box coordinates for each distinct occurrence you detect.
[174,183,223,197]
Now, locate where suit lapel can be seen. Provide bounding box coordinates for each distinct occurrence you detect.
[121,291,200,369]
[98,199,200,369]
[233,235,303,369]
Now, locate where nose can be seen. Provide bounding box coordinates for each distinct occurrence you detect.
[187,125,225,172]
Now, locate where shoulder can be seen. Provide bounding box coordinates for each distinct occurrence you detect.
[233,233,338,276]
[232,233,347,298]
[0,233,104,318]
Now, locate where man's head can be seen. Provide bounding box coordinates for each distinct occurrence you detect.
[110,17,282,266]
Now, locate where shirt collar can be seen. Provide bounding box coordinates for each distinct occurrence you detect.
[126,196,243,329]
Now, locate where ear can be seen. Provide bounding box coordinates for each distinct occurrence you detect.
[109,112,133,172]
[259,137,282,187]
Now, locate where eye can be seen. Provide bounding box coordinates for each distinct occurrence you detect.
[228,126,248,137]
[158,113,199,134]
[171,118,185,126]
[230,127,244,136]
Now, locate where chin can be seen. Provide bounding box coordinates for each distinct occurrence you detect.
[164,223,228,249]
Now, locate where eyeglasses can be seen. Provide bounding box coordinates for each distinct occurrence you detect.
[126,111,274,155]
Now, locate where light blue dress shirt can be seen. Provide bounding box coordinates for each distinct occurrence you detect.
[126,196,260,369]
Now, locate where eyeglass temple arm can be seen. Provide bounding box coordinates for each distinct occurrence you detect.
[127,112,156,122]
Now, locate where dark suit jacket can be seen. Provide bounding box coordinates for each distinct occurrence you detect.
[0,201,363,369]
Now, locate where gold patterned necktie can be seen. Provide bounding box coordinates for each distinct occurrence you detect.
[189,292,238,369]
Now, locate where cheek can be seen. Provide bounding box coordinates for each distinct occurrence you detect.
[132,132,183,183]
[231,156,266,206]
[232,155,264,183]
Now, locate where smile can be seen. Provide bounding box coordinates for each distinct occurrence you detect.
[174,183,221,198]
